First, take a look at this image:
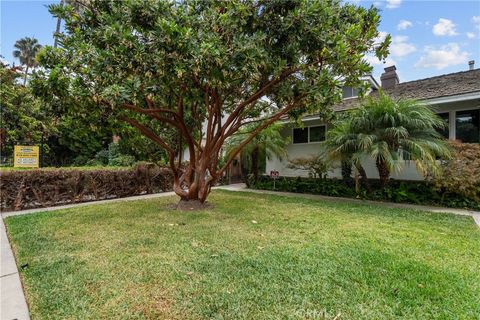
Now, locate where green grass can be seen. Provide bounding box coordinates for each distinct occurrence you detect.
[5,190,480,319]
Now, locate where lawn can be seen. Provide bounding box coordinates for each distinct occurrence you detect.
[5,190,480,319]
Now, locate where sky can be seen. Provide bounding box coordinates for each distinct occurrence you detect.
[1,0,479,82]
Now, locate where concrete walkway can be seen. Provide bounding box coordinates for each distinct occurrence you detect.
[1,183,479,319]
[1,218,30,320]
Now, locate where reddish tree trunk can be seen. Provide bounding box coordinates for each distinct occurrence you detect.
[173,156,216,208]
[120,71,306,209]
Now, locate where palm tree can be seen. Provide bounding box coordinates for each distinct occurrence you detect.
[54,0,65,48]
[12,37,42,85]
[53,0,88,48]
[326,92,451,187]
[324,119,371,190]
[225,123,290,183]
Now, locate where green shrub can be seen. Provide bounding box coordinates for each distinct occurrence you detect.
[72,155,89,166]
[94,149,109,166]
[109,155,136,167]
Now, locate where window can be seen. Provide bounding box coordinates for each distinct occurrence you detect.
[456,109,479,143]
[342,86,359,99]
[309,126,326,142]
[293,128,308,144]
[437,112,449,139]
[293,125,326,144]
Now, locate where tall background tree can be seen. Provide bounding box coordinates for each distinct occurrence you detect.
[53,0,65,48]
[13,37,42,85]
[39,0,389,205]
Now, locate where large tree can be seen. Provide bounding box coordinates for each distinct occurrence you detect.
[40,0,389,205]
[13,37,43,85]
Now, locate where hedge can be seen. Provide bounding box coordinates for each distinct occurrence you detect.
[250,176,480,211]
[0,164,173,211]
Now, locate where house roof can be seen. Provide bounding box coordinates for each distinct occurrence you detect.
[333,68,480,112]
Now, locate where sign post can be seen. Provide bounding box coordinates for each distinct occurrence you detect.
[269,170,279,190]
[14,145,40,168]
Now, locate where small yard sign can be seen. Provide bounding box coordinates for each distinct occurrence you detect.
[270,170,279,190]
[14,145,40,168]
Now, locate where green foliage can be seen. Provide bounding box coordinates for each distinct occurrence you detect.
[115,127,169,163]
[0,63,52,161]
[107,142,137,166]
[29,67,116,165]
[325,92,451,186]
[108,154,136,167]
[86,142,137,167]
[93,149,109,166]
[45,0,389,115]
[225,123,289,179]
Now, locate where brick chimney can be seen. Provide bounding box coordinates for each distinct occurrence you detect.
[380,65,399,89]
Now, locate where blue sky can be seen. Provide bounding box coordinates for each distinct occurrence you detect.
[1,0,479,82]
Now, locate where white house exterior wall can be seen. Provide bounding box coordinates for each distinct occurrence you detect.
[265,97,480,181]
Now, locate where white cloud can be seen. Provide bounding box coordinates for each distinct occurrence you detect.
[397,20,413,30]
[432,18,459,36]
[473,16,480,29]
[467,32,476,39]
[0,56,9,66]
[374,31,389,44]
[386,0,402,9]
[415,43,469,70]
[390,36,416,57]
[364,54,396,68]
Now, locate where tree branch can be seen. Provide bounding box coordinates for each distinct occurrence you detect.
[218,95,306,176]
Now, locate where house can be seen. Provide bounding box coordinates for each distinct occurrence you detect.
[265,62,480,180]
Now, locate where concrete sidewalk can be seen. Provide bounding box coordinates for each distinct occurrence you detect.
[1,218,30,320]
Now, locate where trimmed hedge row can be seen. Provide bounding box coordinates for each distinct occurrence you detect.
[250,176,480,210]
[0,164,173,211]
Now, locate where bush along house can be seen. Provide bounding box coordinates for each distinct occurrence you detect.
[266,62,480,180]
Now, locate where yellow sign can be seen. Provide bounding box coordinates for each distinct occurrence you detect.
[14,145,40,168]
